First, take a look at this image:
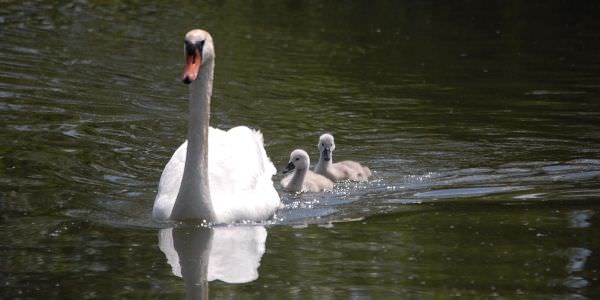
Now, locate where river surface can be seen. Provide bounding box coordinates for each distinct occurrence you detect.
[2,1,600,299]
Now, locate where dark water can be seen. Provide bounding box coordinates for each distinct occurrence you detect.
[2,1,600,298]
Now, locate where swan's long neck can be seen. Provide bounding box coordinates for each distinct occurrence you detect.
[288,168,308,192]
[315,152,333,174]
[171,58,216,222]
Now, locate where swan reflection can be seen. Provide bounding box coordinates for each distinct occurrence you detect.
[158,225,267,298]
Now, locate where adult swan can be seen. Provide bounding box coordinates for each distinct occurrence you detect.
[152,29,281,224]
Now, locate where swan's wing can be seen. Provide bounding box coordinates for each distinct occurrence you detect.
[208,126,280,223]
[208,126,269,191]
[152,142,187,220]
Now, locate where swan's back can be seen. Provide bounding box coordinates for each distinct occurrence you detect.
[153,126,280,223]
[208,126,280,222]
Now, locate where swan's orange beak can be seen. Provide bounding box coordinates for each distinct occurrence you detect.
[181,48,202,84]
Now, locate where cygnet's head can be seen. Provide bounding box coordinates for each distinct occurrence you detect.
[318,133,336,161]
[181,29,215,84]
[282,149,310,174]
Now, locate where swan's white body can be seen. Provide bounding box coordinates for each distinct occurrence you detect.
[153,127,281,223]
[152,29,280,223]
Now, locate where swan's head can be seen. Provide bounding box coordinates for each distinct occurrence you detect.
[282,149,310,174]
[318,133,335,161]
[181,29,215,84]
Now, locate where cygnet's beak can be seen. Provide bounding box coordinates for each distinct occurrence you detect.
[322,148,331,161]
[282,161,295,174]
[181,43,202,84]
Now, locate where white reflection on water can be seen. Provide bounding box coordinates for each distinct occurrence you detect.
[158,225,267,299]
[568,210,594,229]
[561,210,594,292]
[566,247,592,273]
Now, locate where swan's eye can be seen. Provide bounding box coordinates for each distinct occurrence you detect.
[185,40,206,61]
[295,158,300,161]
[195,40,206,53]
[185,41,195,56]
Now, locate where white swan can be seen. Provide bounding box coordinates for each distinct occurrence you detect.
[281,149,334,193]
[152,29,281,223]
[314,133,371,182]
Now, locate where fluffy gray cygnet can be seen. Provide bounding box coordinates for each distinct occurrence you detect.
[281,149,334,193]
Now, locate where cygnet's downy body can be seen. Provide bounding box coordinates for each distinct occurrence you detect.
[281,149,334,193]
[314,133,371,182]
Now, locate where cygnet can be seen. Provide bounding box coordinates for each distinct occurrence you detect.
[281,149,334,193]
[314,133,371,182]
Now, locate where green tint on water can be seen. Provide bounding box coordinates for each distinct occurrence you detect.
[1,1,600,299]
